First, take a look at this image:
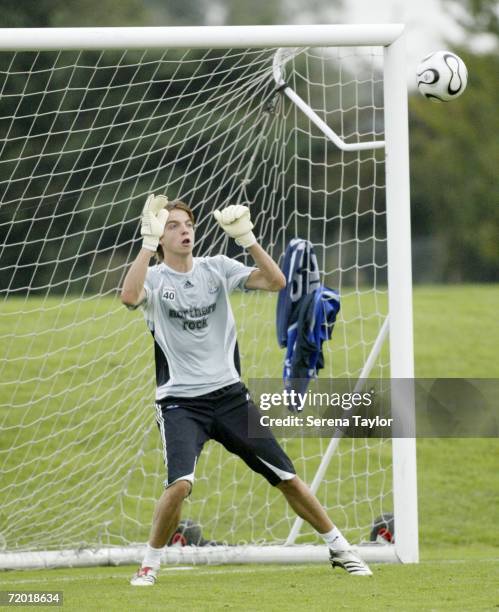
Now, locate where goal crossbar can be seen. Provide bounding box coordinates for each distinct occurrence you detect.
[0,24,404,51]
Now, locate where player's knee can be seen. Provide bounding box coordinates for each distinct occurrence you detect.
[167,479,192,499]
[277,475,300,493]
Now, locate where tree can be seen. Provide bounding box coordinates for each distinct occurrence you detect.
[443,0,499,45]
[409,1,499,282]
[0,0,149,28]
[410,50,499,281]
[203,0,342,26]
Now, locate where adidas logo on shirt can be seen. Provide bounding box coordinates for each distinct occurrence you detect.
[183,280,194,289]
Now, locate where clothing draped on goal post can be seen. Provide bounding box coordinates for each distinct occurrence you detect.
[276,239,340,408]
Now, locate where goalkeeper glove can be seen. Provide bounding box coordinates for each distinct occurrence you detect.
[141,194,169,252]
[213,204,256,249]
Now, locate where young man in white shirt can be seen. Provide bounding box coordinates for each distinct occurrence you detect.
[121,195,372,585]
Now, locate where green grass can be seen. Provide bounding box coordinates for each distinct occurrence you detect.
[1,284,499,610]
[1,556,498,611]
[413,285,499,377]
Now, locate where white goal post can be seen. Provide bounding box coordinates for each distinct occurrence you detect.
[0,25,418,569]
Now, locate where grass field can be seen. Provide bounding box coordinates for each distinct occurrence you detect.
[1,284,498,611]
[1,554,498,611]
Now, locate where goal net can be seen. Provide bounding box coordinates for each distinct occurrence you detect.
[0,26,417,568]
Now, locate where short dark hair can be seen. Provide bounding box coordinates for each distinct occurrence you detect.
[156,199,195,262]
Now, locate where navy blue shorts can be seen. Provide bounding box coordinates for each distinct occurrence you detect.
[155,382,296,488]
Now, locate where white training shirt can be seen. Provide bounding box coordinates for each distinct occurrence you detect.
[140,255,256,400]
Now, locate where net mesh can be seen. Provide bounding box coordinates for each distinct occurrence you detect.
[0,45,391,553]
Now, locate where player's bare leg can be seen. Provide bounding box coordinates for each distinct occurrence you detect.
[277,476,372,576]
[131,479,191,586]
[149,480,190,547]
[277,476,332,532]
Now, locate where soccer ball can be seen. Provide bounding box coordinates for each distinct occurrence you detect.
[416,51,468,102]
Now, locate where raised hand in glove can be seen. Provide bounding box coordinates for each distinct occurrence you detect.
[141,194,169,252]
[213,204,256,249]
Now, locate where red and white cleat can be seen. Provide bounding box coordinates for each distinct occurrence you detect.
[130,566,157,586]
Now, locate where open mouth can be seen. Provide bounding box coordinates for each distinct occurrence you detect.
[181,238,191,246]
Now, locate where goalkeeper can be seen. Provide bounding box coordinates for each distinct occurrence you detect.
[121,195,372,585]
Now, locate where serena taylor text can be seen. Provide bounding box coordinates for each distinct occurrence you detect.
[259,414,394,429]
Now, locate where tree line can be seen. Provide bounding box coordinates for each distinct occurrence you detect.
[0,0,497,293]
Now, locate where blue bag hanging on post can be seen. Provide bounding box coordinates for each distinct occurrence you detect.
[276,239,340,403]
